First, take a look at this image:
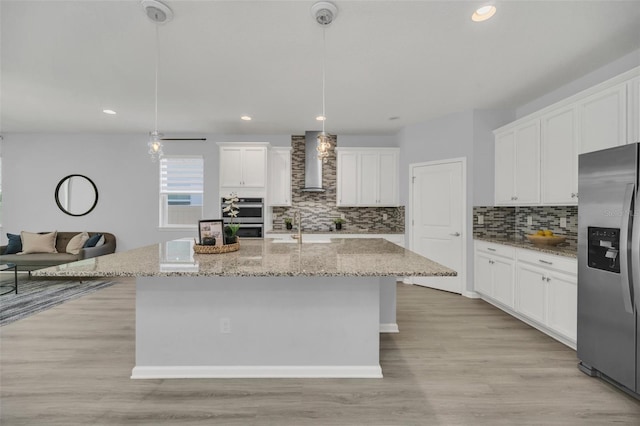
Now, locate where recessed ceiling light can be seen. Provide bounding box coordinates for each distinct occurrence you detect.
[241,115,252,121]
[388,116,400,121]
[316,115,326,121]
[472,4,496,22]
[103,109,117,115]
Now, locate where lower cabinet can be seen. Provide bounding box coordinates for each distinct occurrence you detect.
[516,264,547,324]
[474,240,577,348]
[474,243,515,309]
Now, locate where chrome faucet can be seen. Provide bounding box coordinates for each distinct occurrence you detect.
[293,211,302,243]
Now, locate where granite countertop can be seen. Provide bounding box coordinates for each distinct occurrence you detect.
[266,230,405,235]
[33,238,455,278]
[474,236,577,258]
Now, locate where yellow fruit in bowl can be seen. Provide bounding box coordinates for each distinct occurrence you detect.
[544,230,554,237]
[536,230,545,236]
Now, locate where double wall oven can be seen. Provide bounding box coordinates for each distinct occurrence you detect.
[221,197,264,238]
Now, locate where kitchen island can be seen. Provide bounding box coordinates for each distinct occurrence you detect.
[35,238,455,379]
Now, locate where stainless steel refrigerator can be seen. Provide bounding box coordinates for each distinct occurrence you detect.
[578,142,640,399]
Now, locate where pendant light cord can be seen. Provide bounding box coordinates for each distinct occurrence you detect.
[154,22,159,133]
[321,25,326,133]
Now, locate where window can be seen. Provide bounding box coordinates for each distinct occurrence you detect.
[160,156,204,227]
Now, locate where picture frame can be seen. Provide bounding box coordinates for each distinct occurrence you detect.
[198,219,224,247]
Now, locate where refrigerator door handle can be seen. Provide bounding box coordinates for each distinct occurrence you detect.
[620,183,635,314]
[631,185,640,311]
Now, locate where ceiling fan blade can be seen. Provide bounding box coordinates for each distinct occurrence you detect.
[160,138,207,141]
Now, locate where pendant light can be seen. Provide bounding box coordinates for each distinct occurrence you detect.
[143,0,173,162]
[311,2,338,163]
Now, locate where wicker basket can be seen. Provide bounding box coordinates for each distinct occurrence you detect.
[193,238,240,254]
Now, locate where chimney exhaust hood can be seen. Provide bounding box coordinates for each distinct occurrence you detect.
[301,131,326,192]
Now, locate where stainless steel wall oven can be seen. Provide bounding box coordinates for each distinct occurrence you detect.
[221,197,264,238]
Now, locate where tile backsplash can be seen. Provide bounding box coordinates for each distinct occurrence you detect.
[473,205,578,249]
[272,135,405,232]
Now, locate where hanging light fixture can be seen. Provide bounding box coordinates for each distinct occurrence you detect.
[143,0,173,161]
[311,2,338,164]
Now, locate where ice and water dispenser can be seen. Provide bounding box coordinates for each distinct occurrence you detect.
[587,227,620,273]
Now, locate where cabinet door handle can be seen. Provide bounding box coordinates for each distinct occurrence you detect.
[541,276,546,281]
[571,193,575,198]
[546,277,551,282]
[450,232,461,237]
[487,248,496,252]
[538,259,553,265]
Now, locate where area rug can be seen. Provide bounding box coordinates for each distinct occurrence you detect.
[0,279,117,326]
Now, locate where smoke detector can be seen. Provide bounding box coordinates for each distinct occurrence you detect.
[311,1,338,26]
[142,0,173,24]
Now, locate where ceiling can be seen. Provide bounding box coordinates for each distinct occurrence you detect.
[2,0,640,136]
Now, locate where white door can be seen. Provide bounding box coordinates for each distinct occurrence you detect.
[410,159,464,294]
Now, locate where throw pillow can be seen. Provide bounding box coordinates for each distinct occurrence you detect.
[84,233,103,248]
[66,232,90,255]
[95,235,105,247]
[20,231,58,254]
[5,233,22,254]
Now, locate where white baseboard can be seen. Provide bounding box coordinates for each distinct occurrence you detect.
[379,323,399,333]
[463,290,480,299]
[402,278,413,285]
[131,365,383,379]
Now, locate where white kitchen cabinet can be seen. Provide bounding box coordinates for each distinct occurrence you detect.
[473,241,515,308]
[336,148,399,207]
[474,251,494,296]
[516,263,547,324]
[629,76,640,144]
[546,270,578,342]
[516,248,577,344]
[219,144,268,193]
[268,147,291,206]
[541,106,579,205]
[336,150,358,206]
[494,121,540,205]
[578,83,627,154]
[474,240,577,348]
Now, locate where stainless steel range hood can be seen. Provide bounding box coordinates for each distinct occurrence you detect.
[301,131,326,192]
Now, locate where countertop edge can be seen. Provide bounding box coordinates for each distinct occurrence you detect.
[474,237,577,258]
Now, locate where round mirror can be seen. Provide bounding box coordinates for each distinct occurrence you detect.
[55,174,99,217]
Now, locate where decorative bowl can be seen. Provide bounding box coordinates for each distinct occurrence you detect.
[526,234,566,246]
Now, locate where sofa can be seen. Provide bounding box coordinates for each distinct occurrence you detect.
[0,232,116,273]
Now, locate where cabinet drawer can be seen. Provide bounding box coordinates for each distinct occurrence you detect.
[516,248,576,275]
[475,240,515,259]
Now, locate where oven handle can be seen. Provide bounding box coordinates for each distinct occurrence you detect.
[222,203,264,208]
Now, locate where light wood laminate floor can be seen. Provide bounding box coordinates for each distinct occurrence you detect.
[1,277,639,425]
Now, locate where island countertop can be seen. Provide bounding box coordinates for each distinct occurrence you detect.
[33,238,456,278]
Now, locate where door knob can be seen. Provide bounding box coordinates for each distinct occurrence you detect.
[450,232,461,237]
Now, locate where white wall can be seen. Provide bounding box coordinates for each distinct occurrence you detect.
[337,134,398,148]
[516,48,640,118]
[397,109,513,294]
[1,133,289,251]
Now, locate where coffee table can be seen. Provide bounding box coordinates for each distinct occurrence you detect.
[0,263,18,295]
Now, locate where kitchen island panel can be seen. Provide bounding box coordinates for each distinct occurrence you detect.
[132,275,383,378]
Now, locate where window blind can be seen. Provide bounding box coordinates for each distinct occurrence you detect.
[160,157,204,194]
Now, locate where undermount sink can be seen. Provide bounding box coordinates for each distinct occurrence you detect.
[271,239,332,244]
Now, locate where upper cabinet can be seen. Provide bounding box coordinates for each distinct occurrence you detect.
[494,121,540,205]
[494,66,639,206]
[336,148,399,207]
[629,76,640,144]
[578,83,627,154]
[268,147,292,206]
[541,105,579,205]
[218,143,268,196]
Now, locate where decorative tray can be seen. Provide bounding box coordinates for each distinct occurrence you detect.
[193,238,239,254]
[526,234,566,246]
